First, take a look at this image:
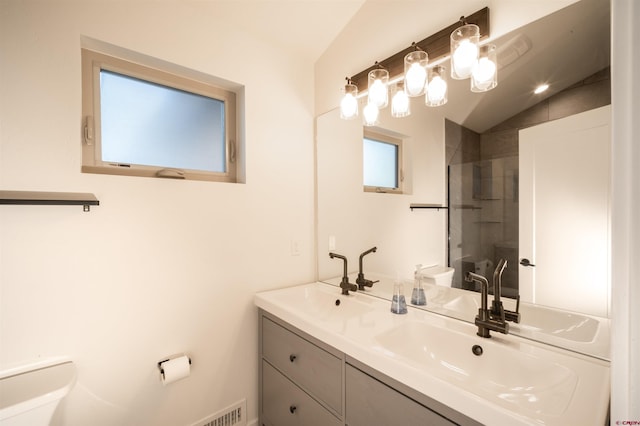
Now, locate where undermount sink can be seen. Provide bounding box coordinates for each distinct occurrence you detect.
[514,304,601,342]
[375,321,578,416]
[435,290,605,348]
[256,282,374,324]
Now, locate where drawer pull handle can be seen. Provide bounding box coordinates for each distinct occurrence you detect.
[289,354,297,362]
[289,405,297,414]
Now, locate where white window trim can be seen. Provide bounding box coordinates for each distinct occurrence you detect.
[81,46,239,182]
[363,129,404,194]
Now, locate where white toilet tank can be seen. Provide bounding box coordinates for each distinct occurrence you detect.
[420,265,455,287]
[474,259,493,277]
[0,359,76,426]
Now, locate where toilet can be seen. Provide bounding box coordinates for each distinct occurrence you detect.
[419,265,455,287]
[474,259,493,277]
[0,359,76,426]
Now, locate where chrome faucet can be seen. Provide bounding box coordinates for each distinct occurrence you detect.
[356,247,379,290]
[329,252,358,295]
[465,271,509,338]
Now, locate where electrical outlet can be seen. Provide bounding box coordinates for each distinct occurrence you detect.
[329,235,336,250]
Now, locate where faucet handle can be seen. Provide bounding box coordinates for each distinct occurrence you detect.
[356,273,379,290]
[504,295,521,323]
[490,299,505,323]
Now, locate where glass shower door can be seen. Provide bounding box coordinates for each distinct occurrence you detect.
[448,156,519,297]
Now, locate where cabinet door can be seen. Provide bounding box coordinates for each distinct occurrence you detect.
[262,361,342,426]
[346,364,457,426]
[262,317,342,413]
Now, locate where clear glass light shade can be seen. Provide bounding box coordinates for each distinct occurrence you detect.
[450,24,480,80]
[340,83,359,120]
[368,68,389,108]
[471,44,497,92]
[363,101,380,126]
[404,50,428,97]
[391,83,411,118]
[426,65,448,107]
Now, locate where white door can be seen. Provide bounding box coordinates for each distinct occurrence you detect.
[519,105,610,317]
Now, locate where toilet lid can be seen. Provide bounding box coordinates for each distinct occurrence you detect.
[0,361,76,420]
[421,265,453,277]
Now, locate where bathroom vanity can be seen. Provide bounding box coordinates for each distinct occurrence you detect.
[259,311,479,426]
[255,282,610,426]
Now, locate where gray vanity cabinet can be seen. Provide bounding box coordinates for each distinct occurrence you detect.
[262,361,342,426]
[259,310,480,426]
[262,316,342,413]
[345,364,457,426]
[260,313,343,426]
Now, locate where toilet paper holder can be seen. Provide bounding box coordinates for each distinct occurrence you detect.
[158,355,192,380]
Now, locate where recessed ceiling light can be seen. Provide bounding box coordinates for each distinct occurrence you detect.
[534,84,549,94]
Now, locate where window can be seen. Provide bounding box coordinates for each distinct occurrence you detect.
[81,47,240,182]
[363,130,403,193]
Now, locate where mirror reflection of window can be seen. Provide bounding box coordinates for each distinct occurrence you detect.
[363,131,403,193]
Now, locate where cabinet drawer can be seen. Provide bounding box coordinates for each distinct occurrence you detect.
[346,364,457,426]
[262,317,342,414]
[262,361,342,426]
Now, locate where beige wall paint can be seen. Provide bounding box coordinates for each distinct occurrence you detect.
[0,1,315,425]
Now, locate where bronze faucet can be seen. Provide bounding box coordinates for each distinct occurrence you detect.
[490,259,521,324]
[329,252,358,295]
[466,271,509,338]
[356,247,379,290]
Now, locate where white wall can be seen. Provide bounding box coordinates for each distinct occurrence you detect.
[0,2,315,425]
[611,0,640,420]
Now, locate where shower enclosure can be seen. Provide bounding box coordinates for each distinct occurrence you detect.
[448,156,519,298]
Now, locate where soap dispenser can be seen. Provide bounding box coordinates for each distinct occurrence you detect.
[390,273,408,314]
[411,264,427,306]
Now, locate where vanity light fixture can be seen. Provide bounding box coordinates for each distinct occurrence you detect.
[471,44,497,92]
[338,7,492,121]
[426,65,448,107]
[340,78,359,120]
[368,64,390,108]
[404,46,428,97]
[391,82,411,117]
[363,101,380,126]
[450,23,480,80]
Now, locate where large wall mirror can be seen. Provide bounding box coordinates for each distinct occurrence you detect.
[316,0,610,359]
